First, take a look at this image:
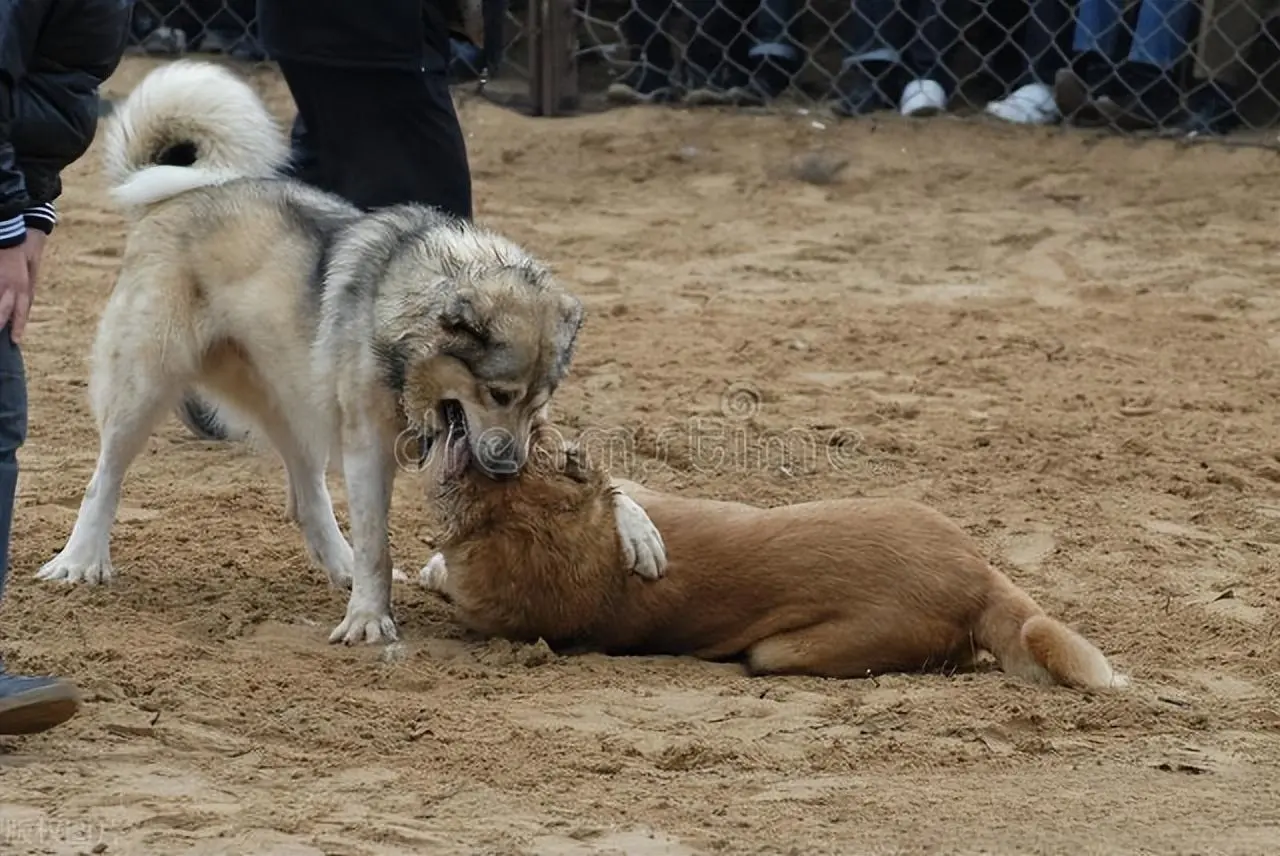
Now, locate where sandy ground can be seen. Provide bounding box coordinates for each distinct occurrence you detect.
[2,56,1279,855]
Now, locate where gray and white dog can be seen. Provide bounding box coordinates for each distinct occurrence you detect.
[37,60,666,645]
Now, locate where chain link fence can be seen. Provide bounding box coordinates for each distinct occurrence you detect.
[124,1,533,85]
[123,0,1280,140]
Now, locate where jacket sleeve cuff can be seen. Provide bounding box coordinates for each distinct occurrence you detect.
[23,203,56,235]
[0,215,26,249]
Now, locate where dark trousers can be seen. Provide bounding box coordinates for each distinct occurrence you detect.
[752,0,803,65]
[1019,0,1075,85]
[0,326,26,607]
[840,0,961,90]
[277,59,474,220]
[619,0,755,75]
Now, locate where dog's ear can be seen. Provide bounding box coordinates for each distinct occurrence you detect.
[551,293,585,383]
[440,290,490,343]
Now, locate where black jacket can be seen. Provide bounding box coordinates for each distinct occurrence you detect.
[257,0,455,72]
[0,0,132,248]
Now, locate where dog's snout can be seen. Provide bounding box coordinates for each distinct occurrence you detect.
[474,430,523,480]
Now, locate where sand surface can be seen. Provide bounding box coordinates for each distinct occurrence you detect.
[2,57,1278,855]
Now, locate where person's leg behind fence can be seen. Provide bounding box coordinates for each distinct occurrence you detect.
[831,0,914,116]
[608,0,679,103]
[1186,0,1280,131]
[899,0,969,116]
[1054,0,1127,118]
[683,0,759,104]
[0,327,82,736]
[745,0,804,101]
[1102,0,1199,125]
[986,0,1075,124]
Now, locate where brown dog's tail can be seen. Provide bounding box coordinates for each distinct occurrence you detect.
[974,571,1128,691]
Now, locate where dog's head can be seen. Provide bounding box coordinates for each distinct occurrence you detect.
[386,259,585,482]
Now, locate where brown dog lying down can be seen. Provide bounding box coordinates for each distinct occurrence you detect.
[419,425,1128,690]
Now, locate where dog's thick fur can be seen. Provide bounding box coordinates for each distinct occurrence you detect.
[37,60,666,644]
[421,426,1128,690]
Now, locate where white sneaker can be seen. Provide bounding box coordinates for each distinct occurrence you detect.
[985,82,1060,125]
[900,79,946,117]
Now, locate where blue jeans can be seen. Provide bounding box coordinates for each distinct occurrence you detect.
[1072,0,1196,70]
[0,325,25,611]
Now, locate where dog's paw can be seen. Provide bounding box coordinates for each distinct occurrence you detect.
[328,601,399,646]
[35,553,115,585]
[391,567,410,584]
[418,553,449,591]
[612,491,667,580]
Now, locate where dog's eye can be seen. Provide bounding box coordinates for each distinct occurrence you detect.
[489,388,516,407]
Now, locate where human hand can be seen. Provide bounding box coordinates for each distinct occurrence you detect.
[0,242,34,344]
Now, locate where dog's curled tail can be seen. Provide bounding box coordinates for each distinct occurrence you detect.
[975,571,1128,691]
[101,60,290,212]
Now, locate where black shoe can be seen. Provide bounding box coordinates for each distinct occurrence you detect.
[450,37,484,83]
[1097,62,1184,129]
[1082,52,1123,97]
[138,25,187,55]
[227,35,267,62]
[606,65,675,104]
[1055,53,1118,126]
[1055,67,1113,126]
[739,54,797,104]
[831,61,900,117]
[1176,82,1242,135]
[683,63,751,106]
[177,393,232,442]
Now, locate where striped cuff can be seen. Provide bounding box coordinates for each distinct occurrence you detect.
[0,214,25,249]
[23,202,56,235]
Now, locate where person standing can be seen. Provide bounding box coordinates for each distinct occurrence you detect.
[179,0,476,441]
[0,0,133,735]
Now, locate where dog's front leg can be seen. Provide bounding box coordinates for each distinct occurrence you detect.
[329,413,399,645]
[610,481,667,580]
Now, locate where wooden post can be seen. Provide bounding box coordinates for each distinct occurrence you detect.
[529,0,578,116]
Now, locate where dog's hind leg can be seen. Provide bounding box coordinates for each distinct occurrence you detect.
[284,479,298,523]
[255,407,353,589]
[200,350,354,590]
[37,300,191,585]
[744,624,855,678]
[745,621,961,680]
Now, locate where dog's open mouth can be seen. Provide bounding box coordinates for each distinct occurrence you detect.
[439,400,471,481]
